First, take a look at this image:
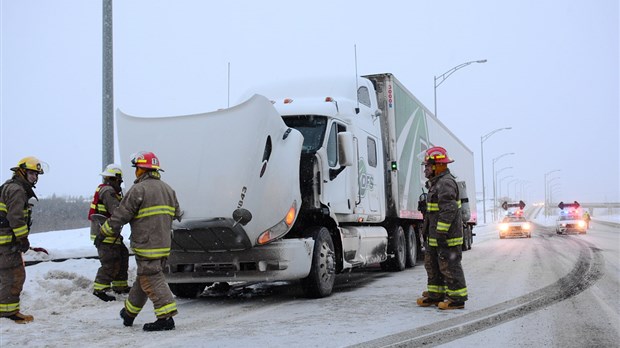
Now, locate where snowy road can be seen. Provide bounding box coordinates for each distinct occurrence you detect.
[1,220,618,347]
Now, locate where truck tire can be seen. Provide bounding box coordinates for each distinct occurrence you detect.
[462,225,472,251]
[169,283,209,299]
[380,224,406,272]
[405,224,418,268]
[301,227,336,298]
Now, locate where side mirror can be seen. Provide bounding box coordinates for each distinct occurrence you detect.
[337,132,354,167]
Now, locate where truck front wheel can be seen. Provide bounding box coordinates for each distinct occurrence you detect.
[301,227,336,298]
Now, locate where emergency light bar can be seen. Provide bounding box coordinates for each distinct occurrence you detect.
[502,200,526,210]
[558,201,580,210]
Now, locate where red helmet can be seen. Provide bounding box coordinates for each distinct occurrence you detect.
[130,151,163,171]
[422,146,454,165]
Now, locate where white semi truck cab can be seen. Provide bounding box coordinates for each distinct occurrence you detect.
[117,73,477,298]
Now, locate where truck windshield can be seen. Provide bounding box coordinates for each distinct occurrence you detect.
[283,115,328,153]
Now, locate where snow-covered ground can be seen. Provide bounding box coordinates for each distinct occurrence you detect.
[0,209,617,347]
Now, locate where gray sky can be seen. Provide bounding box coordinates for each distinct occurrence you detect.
[1,0,618,204]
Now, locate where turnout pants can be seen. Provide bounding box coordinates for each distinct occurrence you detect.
[423,245,468,302]
[0,248,26,317]
[94,242,130,292]
[124,257,177,319]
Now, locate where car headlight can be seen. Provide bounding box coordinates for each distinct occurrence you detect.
[522,222,531,230]
[257,201,297,245]
[577,220,586,228]
[499,223,509,232]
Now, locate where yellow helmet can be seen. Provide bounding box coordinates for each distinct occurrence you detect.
[11,156,47,174]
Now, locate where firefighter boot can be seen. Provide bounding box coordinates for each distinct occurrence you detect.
[143,317,175,332]
[438,299,465,310]
[119,308,135,327]
[93,290,116,302]
[416,296,442,307]
[6,312,34,324]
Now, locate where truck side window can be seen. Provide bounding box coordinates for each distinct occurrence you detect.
[327,122,346,167]
[367,137,377,167]
[358,86,371,107]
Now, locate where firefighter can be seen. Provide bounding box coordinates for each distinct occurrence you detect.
[100,151,182,331]
[89,164,130,302]
[416,146,468,310]
[583,211,591,229]
[0,156,47,323]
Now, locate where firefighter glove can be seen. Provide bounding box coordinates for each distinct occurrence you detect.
[436,235,449,248]
[94,234,105,248]
[18,238,30,253]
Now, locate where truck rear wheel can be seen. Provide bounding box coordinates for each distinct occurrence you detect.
[462,225,472,251]
[405,224,418,268]
[380,224,406,271]
[301,227,336,298]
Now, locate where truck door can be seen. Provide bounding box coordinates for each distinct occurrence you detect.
[323,121,355,214]
[359,135,383,218]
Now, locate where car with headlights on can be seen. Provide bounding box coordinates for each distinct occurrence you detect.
[556,212,587,234]
[555,201,587,234]
[499,215,532,239]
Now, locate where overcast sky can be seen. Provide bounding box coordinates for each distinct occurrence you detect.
[1,0,618,205]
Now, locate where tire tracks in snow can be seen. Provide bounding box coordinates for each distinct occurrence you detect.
[349,229,605,348]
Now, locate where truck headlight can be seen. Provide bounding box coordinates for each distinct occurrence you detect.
[257,201,297,245]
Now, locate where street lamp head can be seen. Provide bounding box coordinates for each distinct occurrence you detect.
[477,59,488,63]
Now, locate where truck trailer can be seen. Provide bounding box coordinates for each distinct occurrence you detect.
[116,73,477,298]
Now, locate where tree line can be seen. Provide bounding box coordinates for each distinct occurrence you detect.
[30,194,91,233]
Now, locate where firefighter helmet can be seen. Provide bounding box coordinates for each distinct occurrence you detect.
[100,164,123,178]
[422,146,454,165]
[11,156,47,174]
[130,151,163,171]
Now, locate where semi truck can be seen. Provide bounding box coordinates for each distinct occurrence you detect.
[116,72,477,298]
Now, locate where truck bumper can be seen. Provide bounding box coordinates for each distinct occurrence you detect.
[165,238,314,283]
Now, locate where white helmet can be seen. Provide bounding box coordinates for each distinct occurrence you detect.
[100,164,123,178]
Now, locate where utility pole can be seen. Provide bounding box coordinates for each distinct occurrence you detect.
[102,0,114,169]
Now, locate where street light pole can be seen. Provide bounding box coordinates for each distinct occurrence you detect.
[493,165,513,221]
[518,181,531,202]
[497,175,514,218]
[102,0,114,170]
[549,183,561,207]
[511,180,521,201]
[506,178,519,202]
[434,59,487,117]
[544,169,561,217]
[480,127,512,224]
[492,153,515,222]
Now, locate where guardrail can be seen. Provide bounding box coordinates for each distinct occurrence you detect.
[591,219,620,229]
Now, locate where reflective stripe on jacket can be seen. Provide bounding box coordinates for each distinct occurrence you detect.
[0,177,34,246]
[102,171,181,259]
[89,184,122,244]
[422,169,463,246]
